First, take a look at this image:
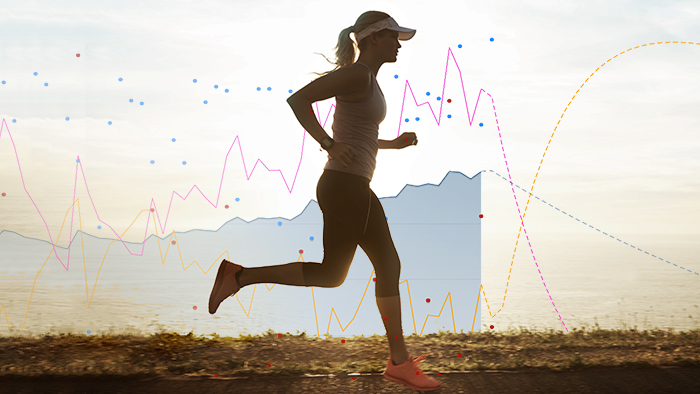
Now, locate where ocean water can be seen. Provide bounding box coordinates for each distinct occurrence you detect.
[481,231,699,334]
[1,229,696,339]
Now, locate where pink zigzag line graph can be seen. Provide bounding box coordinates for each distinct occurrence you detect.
[0,46,569,333]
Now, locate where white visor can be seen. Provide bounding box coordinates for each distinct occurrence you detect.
[354,17,416,43]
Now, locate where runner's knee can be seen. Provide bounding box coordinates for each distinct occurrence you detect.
[302,261,350,288]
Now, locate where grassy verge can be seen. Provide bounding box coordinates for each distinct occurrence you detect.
[0,325,698,378]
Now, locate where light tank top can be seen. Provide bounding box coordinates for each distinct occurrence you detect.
[323,61,387,182]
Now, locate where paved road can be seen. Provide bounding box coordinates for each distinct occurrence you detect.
[1,367,698,393]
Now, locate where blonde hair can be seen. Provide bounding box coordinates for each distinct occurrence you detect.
[310,11,391,77]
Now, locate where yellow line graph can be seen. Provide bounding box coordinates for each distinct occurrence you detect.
[480,40,699,320]
[1,196,478,336]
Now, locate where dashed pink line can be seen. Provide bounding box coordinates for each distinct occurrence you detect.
[393,47,569,335]
[485,92,570,335]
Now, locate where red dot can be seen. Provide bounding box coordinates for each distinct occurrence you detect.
[405,138,409,141]
[299,249,304,254]
[373,277,377,282]
[192,305,197,310]
[278,333,282,337]
[1,193,5,197]
[214,374,218,378]
[447,99,451,103]
[426,298,431,303]
[172,241,176,245]
[490,325,494,329]
[267,363,271,367]
[150,208,154,212]
[458,353,462,357]
[341,339,345,343]
[479,214,483,218]
[437,373,441,376]
[352,377,356,380]
[76,53,80,57]
[225,205,229,209]
[310,110,313,113]
[394,336,398,339]
[384,317,387,321]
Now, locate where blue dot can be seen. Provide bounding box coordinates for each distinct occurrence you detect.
[12,119,16,123]
[257,87,261,91]
[214,85,218,89]
[490,38,494,42]
[235,197,240,202]
[404,118,409,122]
[310,236,314,241]
[415,117,420,121]
[108,121,112,125]
[204,100,208,104]
[288,89,293,93]
[33,72,38,76]
[140,101,144,105]
[385,216,388,221]
[267,87,271,91]
[119,77,123,81]
[394,74,398,79]
[437,97,441,101]
[1,81,5,84]
[44,82,48,86]
[193,79,197,83]
[426,92,430,96]
[479,123,483,127]
[65,117,70,121]
[458,44,463,48]
[129,99,133,102]
[76,159,80,163]
[97,225,101,229]
[87,330,91,335]
[182,161,186,165]
[172,138,176,142]
[277,221,282,226]
[150,160,155,164]
[447,114,452,119]
[225,89,229,93]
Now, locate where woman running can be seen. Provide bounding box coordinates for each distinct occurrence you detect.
[209,10,439,391]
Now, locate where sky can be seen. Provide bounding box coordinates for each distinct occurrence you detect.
[1,0,699,248]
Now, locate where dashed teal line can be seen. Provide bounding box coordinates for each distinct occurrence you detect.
[481,169,699,276]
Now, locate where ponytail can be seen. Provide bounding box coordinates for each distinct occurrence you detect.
[311,11,391,77]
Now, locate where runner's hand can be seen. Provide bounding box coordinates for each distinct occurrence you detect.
[394,132,418,149]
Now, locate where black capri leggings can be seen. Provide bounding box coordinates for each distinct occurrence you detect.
[301,169,401,297]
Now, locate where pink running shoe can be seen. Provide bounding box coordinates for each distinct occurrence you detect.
[208,259,242,314]
[383,354,441,391]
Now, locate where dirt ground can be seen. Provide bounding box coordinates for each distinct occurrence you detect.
[1,366,698,393]
[1,327,698,378]
[0,326,698,394]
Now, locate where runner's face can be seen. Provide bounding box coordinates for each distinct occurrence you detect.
[380,30,401,61]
